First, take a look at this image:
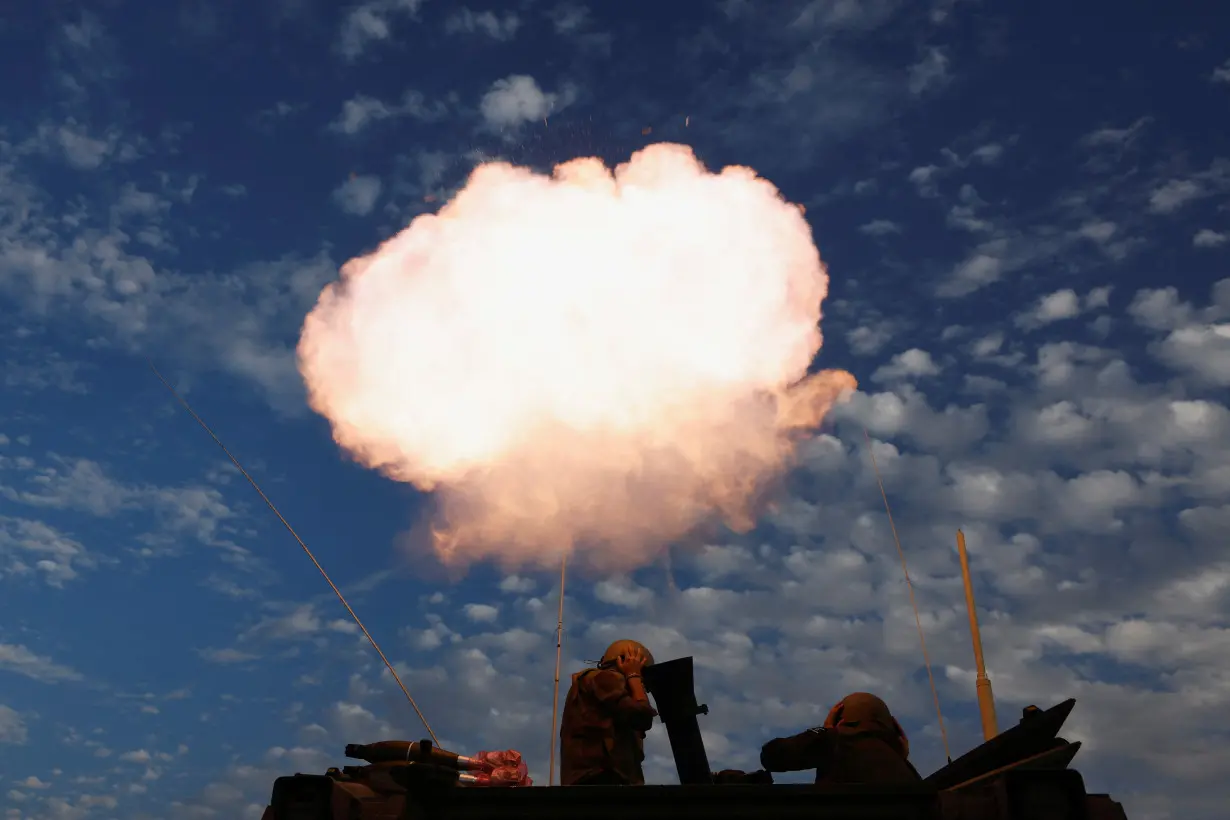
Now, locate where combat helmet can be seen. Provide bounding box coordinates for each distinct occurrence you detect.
[823,692,910,757]
[600,639,655,669]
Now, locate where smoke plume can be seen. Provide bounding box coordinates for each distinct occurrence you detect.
[297,143,856,572]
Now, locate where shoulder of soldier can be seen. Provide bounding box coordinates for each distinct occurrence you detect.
[576,667,616,687]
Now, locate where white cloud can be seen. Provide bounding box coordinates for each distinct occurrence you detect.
[909,145,1005,203]
[789,0,901,32]
[968,331,1004,360]
[329,95,393,135]
[337,0,424,61]
[1079,117,1150,148]
[0,456,239,563]
[946,184,991,232]
[2,458,131,515]
[1073,220,1137,262]
[26,121,138,170]
[846,321,896,356]
[870,348,941,383]
[1131,278,1230,386]
[462,603,500,623]
[939,251,1000,296]
[1084,286,1113,310]
[1015,288,1081,329]
[0,705,27,744]
[197,647,259,664]
[1148,178,1203,214]
[1211,58,1230,84]
[0,517,93,587]
[859,219,900,236]
[938,223,1081,299]
[498,575,535,594]
[968,143,1004,164]
[328,91,449,136]
[907,164,941,197]
[55,127,112,169]
[406,613,458,650]
[549,3,590,33]
[0,643,82,683]
[252,101,305,132]
[332,175,383,216]
[478,75,577,129]
[0,146,344,409]
[594,578,653,608]
[329,701,396,740]
[444,9,520,40]
[1147,160,1230,215]
[907,47,950,95]
[1193,229,1226,248]
[241,606,323,642]
[62,12,105,50]
[1077,220,1116,243]
[1152,324,1230,386]
[929,0,974,24]
[1127,287,1192,331]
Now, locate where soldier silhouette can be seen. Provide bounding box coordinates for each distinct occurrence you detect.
[559,639,658,786]
[760,692,922,785]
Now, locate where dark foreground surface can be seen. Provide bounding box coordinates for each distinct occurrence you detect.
[263,668,1130,820]
[268,767,1128,820]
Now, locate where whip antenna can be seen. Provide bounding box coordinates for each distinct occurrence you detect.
[149,360,440,747]
[863,428,951,763]
[547,551,568,785]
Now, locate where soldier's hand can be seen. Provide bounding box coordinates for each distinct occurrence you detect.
[616,646,649,676]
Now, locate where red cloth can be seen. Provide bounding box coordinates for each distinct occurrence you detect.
[463,750,531,787]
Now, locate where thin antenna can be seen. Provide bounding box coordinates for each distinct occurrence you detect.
[863,428,951,763]
[957,529,999,741]
[547,551,568,786]
[149,360,440,747]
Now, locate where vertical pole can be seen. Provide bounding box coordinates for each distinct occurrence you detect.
[957,529,998,740]
[547,551,568,785]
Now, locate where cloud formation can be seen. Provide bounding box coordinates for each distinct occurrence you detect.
[337,0,424,61]
[332,175,384,216]
[478,75,577,128]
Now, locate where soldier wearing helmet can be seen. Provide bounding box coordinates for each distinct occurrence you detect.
[759,692,921,785]
[559,639,658,786]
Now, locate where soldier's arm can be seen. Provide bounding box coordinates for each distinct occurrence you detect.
[586,669,658,731]
[759,727,836,773]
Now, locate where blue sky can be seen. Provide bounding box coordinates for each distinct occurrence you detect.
[1,1,1228,818]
